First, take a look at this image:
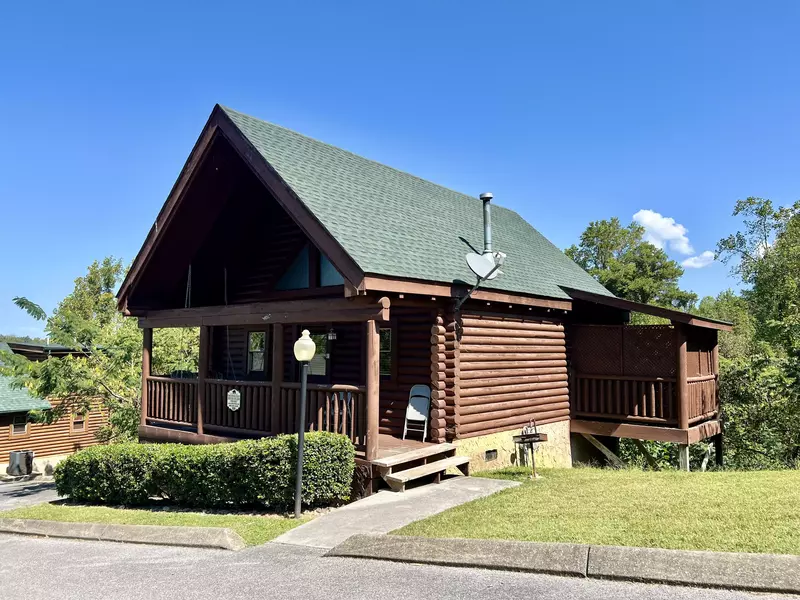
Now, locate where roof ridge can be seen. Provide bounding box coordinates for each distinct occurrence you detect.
[219,104,520,215]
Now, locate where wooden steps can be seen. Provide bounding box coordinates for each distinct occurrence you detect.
[383,456,470,492]
[372,442,470,492]
[371,442,457,468]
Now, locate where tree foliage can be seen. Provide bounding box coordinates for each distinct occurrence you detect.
[566,217,697,311]
[0,258,198,442]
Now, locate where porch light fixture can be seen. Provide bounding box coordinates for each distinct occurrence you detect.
[327,327,337,341]
[292,330,316,518]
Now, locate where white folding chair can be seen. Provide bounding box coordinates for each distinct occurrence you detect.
[403,384,431,441]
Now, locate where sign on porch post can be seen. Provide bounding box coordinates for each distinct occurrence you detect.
[227,389,241,411]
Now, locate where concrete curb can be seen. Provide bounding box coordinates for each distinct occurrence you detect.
[327,534,589,577]
[0,518,246,551]
[326,534,800,594]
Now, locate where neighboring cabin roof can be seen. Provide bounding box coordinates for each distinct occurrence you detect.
[219,106,613,301]
[0,343,52,415]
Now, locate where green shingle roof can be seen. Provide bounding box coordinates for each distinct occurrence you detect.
[0,344,51,415]
[222,106,613,301]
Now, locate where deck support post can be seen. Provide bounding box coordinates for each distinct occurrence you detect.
[197,326,209,435]
[678,444,690,471]
[365,319,380,461]
[713,433,723,468]
[675,323,690,430]
[140,328,152,427]
[271,324,284,434]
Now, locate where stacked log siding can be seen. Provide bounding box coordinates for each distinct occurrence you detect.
[430,311,458,442]
[456,313,569,438]
[0,400,107,464]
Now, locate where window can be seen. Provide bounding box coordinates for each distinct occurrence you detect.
[247,331,266,373]
[379,328,392,377]
[11,414,27,435]
[308,333,329,377]
[72,413,86,433]
[275,245,310,290]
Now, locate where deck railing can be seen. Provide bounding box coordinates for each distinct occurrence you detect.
[687,375,718,424]
[144,376,366,448]
[572,374,678,424]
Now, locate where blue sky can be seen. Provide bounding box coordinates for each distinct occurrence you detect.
[2,2,799,336]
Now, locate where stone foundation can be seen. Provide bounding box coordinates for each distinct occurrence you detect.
[454,420,572,472]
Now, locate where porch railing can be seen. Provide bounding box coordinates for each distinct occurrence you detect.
[276,383,367,449]
[144,376,366,449]
[572,374,678,424]
[146,376,197,425]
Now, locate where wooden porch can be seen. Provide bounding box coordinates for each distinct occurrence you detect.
[568,318,723,451]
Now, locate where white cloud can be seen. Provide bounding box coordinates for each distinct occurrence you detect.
[632,209,694,255]
[681,250,715,269]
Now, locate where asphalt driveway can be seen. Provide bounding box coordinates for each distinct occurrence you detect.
[0,480,59,511]
[0,535,793,600]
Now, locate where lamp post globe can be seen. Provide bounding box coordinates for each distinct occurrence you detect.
[293,329,316,362]
[293,329,316,518]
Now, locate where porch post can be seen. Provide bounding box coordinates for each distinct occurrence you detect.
[675,323,689,430]
[197,325,210,435]
[365,319,380,461]
[271,324,284,435]
[140,328,152,427]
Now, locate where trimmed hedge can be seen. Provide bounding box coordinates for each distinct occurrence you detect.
[54,432,355,509]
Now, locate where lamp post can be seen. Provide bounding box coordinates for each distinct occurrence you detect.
[292,329,316,519]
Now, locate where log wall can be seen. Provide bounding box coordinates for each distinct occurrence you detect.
[0,400,107,464]
[455,312,569,438]
[379,307,437,437]
[430,310,458,442]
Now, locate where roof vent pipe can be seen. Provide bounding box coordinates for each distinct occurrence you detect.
[480,192,493,255]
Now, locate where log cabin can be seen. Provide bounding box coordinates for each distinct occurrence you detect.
[120,105,731,491]
[0,342,107,475]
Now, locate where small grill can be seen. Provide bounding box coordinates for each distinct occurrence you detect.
[513,420,548,479]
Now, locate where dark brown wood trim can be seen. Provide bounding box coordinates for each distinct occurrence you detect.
[138,424,235,445]
[571,418,722,444]
[137,297,391,328]
[365,319,380,461]
[140,328,152,427]
[117,120,221,308]
[197,326,210,435]
[361,276,572,311]
[214,107,364,287]
[118,105,365,310]
[675,324,689,430]
[566,288,734,331]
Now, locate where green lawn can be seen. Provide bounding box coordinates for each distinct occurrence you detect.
[396,467,800,555]
[0,503,308,546]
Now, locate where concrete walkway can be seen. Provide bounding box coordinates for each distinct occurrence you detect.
[274,476,517,549]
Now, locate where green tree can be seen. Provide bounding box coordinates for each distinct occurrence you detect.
[717,197,800,354]
[0,258,198,441]
[712,197,800,469]
[696,290,756,360]
[566,217,697,310]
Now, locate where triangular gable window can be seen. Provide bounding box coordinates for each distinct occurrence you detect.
[275,245,345,290]
[276,246,310,290]
[321,254,344,286]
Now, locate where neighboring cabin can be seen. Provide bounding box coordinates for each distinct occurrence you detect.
[0,342,106,475]
[119,105,730,491]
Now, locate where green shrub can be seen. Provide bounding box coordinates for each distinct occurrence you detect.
[55,432,355,509]
[54,444,161,505]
